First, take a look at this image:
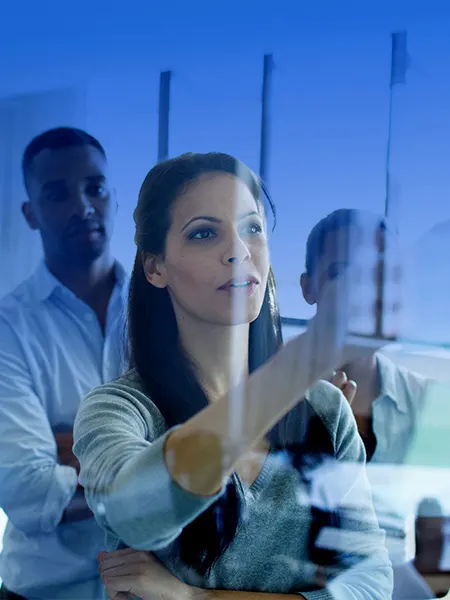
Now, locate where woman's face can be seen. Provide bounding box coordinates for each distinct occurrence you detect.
[148,173,270,327]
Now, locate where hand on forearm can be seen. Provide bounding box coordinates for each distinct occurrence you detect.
[54,430,80,473]
[99,549,309,600]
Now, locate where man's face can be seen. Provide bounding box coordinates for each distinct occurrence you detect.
[315,229,350,303]
[22,145,116,267]
[302,218,386,307]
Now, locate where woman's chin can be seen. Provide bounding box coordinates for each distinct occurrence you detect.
[223,307,261,326]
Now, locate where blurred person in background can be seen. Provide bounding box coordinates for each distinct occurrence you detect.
[300,208,445,599]
[75,153,392,600]
[0,128,128,599]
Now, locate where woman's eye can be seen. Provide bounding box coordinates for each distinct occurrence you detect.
[188,228,217,240]
[243,222,263,235]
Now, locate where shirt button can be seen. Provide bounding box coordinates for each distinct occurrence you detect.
[85,313,94,322]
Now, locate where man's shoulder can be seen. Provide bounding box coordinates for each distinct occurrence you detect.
[377,352,429,406]
[0,275,39,327]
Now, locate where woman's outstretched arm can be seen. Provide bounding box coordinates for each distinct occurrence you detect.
[74,270,372,550]
[163,269,359,497]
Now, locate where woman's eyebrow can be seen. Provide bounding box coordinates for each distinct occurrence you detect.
[181,211,259,233]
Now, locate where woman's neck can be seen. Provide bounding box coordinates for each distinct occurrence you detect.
[177,314,250,403]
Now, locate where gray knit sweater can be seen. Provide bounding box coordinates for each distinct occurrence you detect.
[74,372,392,600]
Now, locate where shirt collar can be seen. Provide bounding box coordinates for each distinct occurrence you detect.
[375,352,409,413]
[114,261,128,287]
[32,260,129,302]
[32,261,63,302]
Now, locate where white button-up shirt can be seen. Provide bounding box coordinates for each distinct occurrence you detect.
[0,261,128,598]
[367,353,432,565]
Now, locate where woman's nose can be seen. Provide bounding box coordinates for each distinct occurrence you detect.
[222,236,251,266]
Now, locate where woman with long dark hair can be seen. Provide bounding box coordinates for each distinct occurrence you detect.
[74,153,392,599]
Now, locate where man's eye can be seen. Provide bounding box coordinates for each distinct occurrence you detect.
[86,184,107,197]
[43,191,67,202]
[328,262,348,279]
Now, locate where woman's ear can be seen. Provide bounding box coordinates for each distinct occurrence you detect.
[142,252,168,289]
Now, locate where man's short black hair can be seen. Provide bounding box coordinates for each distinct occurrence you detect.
[22,126,106,186]
[305,208,387,276]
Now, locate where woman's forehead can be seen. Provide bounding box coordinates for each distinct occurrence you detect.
[171,174,258,223]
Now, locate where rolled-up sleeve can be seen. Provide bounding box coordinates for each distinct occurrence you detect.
[73,382,224,550]
[0,318,78,534]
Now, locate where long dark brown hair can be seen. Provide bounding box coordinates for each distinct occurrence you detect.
[128,152,339,579]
